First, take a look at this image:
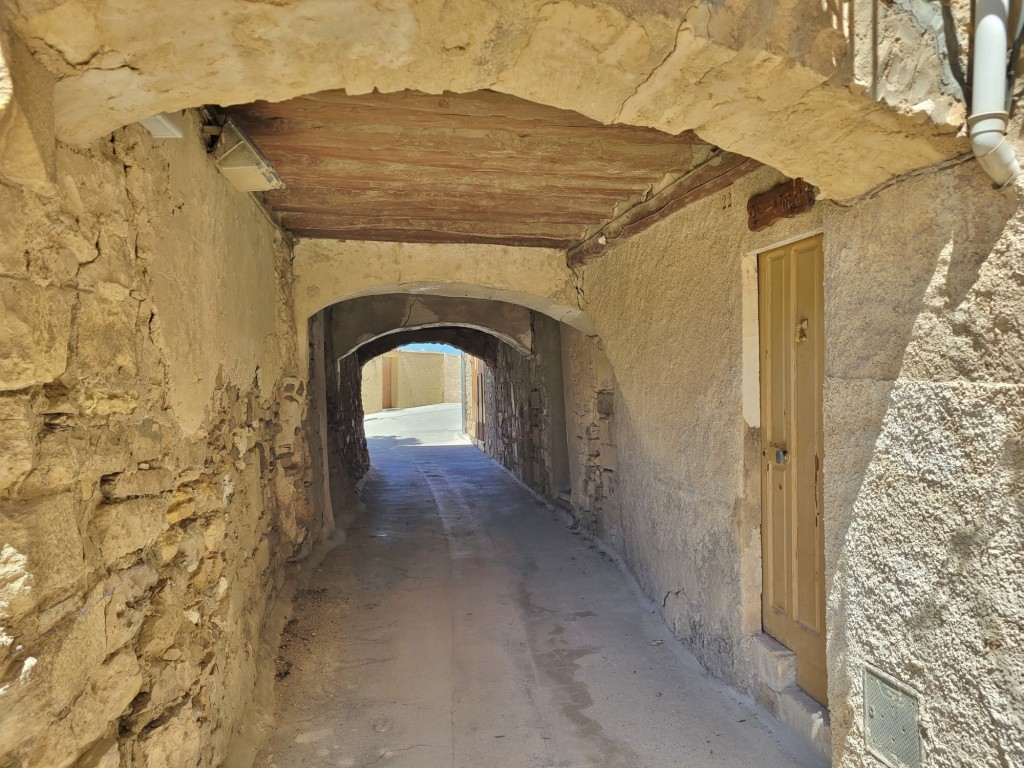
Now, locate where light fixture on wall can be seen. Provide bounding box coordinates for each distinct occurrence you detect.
[138,112,185,139]
[209,117,285,192]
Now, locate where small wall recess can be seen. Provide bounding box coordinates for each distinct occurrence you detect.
[863,664,922,768]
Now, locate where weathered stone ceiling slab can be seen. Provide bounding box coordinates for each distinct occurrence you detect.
[225,89,712,247]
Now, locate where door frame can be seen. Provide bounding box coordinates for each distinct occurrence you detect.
[740,228,829,703]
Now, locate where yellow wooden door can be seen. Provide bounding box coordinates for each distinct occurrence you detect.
[759,234,827,706]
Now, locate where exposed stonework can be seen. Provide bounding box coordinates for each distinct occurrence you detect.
[0,114,321,768]
[0,3,1020,766]
[481,313,570,500]
[560,325,620,544]
[321,309,370,511]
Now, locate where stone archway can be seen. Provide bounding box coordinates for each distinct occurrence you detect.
[329,294,534,360]
[3,0,966,198]
[292,238,596,357]
[355,326,506,369]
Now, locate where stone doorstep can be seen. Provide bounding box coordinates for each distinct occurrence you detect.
[751,633,832,762]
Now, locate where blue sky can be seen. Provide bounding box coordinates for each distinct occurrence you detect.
[398,342,462,355]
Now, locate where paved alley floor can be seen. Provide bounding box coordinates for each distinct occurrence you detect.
[255,404,826,768]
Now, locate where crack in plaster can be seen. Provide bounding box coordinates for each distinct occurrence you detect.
[612,15,689,123]
[399,297,420,329]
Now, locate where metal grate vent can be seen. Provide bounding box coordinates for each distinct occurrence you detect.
[864,664,922,768]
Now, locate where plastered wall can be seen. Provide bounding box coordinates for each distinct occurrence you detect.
[395,351,445,409]
[820,165,1023,768]
[574,161,1023,766]
[0,114,323,768]
[442,354,462,404]
[361,355,385,415]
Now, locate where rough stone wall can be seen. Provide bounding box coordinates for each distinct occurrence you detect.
[305,313,336,552]
[324,353,369,515]
[578,159,1024,766]
[559,325,619,545]
[482,313,569,500]
[0,115,319,768]
[322,308,370,508]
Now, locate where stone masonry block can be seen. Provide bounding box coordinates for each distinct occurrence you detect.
[0,394,34,491]
[599,444,618,471]
[88,496,167,565]
[100,468,175,501]
[751,633,797,693]
[0,492,84,624]
[0,279,75,390]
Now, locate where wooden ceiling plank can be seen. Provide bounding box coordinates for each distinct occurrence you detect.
[268,178,636,200]
[220,88,739,247]
[281,211,583,234]
[233,89,704,143]
[265,157,675,189]
[265,189,629,215]
[251,138,695,175]
[254,145,692,180]
[235,118,703,156]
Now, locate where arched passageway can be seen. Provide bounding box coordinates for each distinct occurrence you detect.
[1,3,1020,767]
[259,306,825,767]
[306,295,578,519]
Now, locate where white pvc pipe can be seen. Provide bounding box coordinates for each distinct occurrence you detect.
[970,0,1021,187]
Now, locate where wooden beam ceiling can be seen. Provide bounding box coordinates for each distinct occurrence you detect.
[223,90,739,249]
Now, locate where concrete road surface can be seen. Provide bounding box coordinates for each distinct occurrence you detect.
[255,404,825,768]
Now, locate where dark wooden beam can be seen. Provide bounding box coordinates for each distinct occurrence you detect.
[566,153,763,266]
[281,212,582,241]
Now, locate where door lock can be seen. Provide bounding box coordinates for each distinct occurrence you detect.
[769,443,790,466]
